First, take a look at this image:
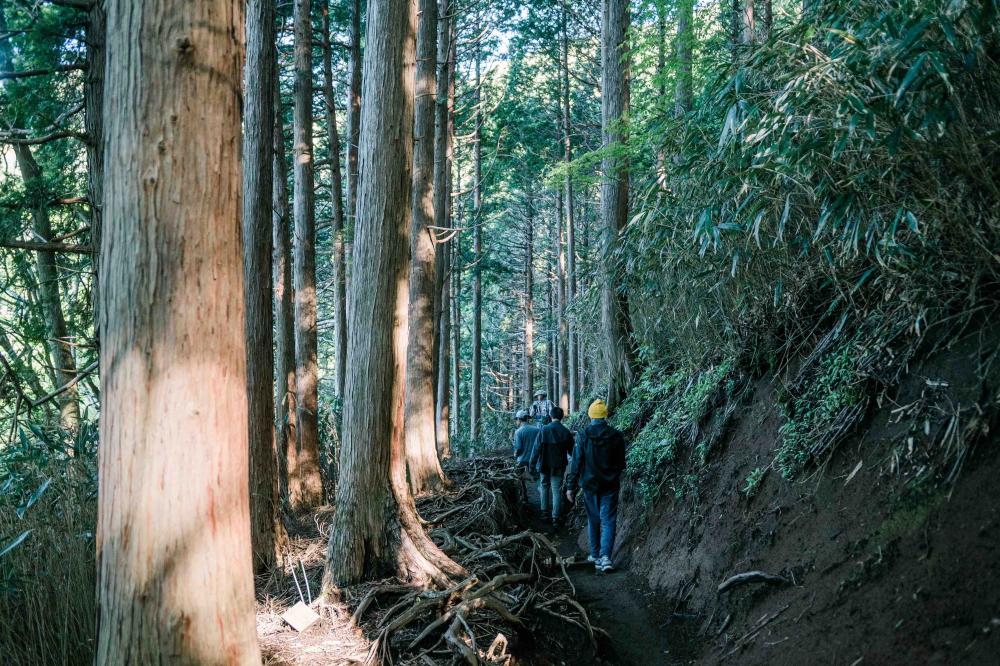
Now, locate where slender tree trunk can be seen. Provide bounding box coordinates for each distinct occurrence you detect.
[762,0,772,40]
[11,145,80,433]
[324,0,463,587]
[742,0,756,45]
[469,41,483,440]
[675,0,693,118]
[85,2,105,339]
[405,0,447,494]
[290,0,324,509]
[546,248,556,401]
[346,0,363,228]
[556,189,569,412]
[522,189,534,407]
[655,0,668,193]
[600,0,635,412]
[245,0,287,574]
[434,0,454,458]
[561,0,578,414]
[323,2,348,402]
[450,143,462,442]
[96,0,260,660]
[273,79,297,499]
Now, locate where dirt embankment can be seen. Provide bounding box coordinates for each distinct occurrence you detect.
[604,330,1000,665]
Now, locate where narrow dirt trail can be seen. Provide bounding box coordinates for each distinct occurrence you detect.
[520,472,698,665]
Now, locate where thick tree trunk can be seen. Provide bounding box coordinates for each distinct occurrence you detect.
[600,0,635,412]
[96,1,261,660]
[324,0,463,587]
[470,42,483,440]
[273,72,297,499]
[12,145,80,433]
[405,0,446,494]
[323,2,348,402]
[244,0,287,574]
[290,0,324,509]
[433,1,454,458]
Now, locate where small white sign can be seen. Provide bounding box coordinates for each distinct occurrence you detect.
[282,601,320,633]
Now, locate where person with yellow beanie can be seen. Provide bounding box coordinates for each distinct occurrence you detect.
[566,399,625,572]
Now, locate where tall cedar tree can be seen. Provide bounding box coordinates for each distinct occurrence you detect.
[433,0,455,458]
[600,0,636,411]
[324,0,464,587]
[290,0,324,508]
[323,0,348,403]
[95,0,260,660]
[244,0,287,573]
[470,38,483,439]
[405,0,447,494]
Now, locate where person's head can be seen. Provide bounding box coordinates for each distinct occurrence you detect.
[550,406,564,421]
[534,390,546,400]
[588,399,608,420]
[515,409,529,424]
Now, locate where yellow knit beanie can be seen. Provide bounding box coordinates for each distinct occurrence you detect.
[588,399,608,419]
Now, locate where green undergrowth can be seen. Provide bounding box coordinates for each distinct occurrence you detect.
[776,341,866,479]
[617,359,735,507]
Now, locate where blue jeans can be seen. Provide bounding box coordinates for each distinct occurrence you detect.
[583,489,619,559]
[538,469,566,522]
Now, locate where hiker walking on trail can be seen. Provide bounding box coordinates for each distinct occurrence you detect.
[529,390,555,425]
[512,410,540,468]
[528,406,574,531]
[566,399,626,573]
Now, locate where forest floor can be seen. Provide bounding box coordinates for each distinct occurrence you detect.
[255,454,700,665]
[519,472,702,665]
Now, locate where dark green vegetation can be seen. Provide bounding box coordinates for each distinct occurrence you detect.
[1,0,999,662]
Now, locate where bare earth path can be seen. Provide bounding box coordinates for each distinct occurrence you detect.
[520,470,700,665]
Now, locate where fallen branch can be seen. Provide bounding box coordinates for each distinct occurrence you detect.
[718,571,790,593]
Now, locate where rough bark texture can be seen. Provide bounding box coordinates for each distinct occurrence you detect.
[290,0,324,509]
[324,0,462,588]
[96,1,261,661]
[273,75,297,499]
[450,145,462,441]
[12,144,80,432]
[405,0,446,494]
[600,0,635,412]
[433,0,454,458]
[323,2,348,403]
[742,0,756,45]
[470,42,483,439]
[244,0,286,574]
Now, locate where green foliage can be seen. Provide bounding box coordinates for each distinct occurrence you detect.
[776,343,864,478]
[742,466,766,498]
[0,420,97,664]
[623,359,734,506]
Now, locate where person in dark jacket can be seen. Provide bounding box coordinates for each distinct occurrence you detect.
[512,410,540,467]
[566,399,626,572]
[528,406,574,529]
[529,391,555,425]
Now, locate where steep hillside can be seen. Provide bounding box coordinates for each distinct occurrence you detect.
[602,326,1000,664]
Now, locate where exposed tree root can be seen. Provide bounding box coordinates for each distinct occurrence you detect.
[342,456,597,665]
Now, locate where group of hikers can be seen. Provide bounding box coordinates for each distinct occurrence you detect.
[512,391,626,574]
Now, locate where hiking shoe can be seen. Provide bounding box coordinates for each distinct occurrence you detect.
[597,557,615,572]
[587,555,598,564]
